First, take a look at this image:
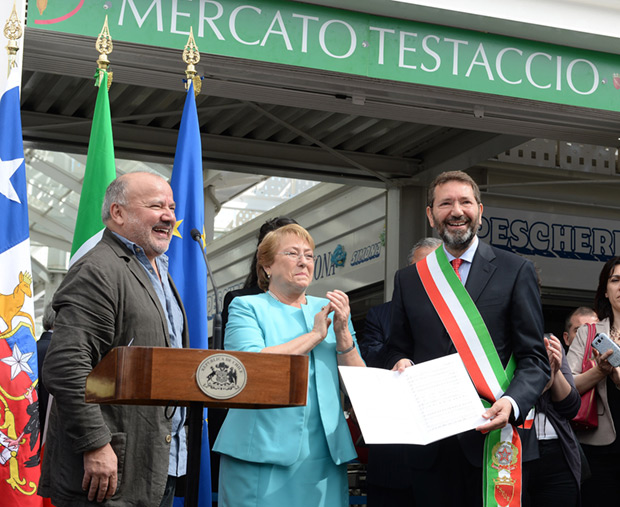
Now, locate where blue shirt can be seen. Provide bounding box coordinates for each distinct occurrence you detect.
[113,233,187,477]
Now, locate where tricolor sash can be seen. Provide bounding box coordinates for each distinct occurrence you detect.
[416,246,530,507]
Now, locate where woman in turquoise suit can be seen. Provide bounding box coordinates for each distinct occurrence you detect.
[214,224,365,507]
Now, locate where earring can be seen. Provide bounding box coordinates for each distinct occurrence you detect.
[266,273,271,279]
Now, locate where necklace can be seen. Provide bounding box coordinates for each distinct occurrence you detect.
[267,290,281,303]
[267,290,306,306]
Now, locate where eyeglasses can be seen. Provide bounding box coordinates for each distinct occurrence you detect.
[278,251,315,262]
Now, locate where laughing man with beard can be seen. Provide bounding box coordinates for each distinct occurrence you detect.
[39,172,188,507]
[383,170,550,507]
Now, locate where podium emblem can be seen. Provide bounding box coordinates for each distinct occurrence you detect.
[196,353,248,399]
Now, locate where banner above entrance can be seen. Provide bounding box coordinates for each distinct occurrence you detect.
[28,0,620,112]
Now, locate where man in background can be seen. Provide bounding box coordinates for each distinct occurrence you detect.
[360,237,441,367]
[563,306,598,350]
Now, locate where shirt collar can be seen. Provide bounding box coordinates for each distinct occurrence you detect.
[111,231,169,273]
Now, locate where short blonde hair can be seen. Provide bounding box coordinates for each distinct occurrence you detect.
[256,224,315,291]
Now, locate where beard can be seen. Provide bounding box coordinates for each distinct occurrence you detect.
[126,215,172,257]
[433,213,480,251]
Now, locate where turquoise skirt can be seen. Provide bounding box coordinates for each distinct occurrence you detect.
[218,453,348,507]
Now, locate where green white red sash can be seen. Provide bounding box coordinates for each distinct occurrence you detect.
[416,246,529,507]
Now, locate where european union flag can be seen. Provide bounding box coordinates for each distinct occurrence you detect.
[168,81,212,506]
[0,69,43,505]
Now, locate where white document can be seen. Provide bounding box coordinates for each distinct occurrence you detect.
[339,353,487,445]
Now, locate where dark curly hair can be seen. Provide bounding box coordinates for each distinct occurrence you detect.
[243,216,298,289]
[594,256,620,324]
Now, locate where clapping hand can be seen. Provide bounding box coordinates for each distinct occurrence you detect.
[542,334,562,390]
[325,290,351,335]
[311,305,332,341]
[544,334,563,374]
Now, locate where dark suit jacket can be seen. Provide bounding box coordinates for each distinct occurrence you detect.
[385,240,550,467]
[360,301,392,368]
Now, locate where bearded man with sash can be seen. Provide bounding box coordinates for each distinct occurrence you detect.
[384,170,550,507]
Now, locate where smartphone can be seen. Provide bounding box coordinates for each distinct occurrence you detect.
[592,333,620,368]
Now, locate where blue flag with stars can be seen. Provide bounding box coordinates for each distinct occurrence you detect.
[0,68,43,505]
[168,81,212,506]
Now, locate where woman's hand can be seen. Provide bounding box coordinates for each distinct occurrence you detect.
[574,341,614,394]
[264,305,331,355]
[609,336,620,386]
[545,335,563,375]
[594,348,614,376]
[326,290,351,336]
[542,336,559,392]
[544,334,573,402]
[311,305,332,341]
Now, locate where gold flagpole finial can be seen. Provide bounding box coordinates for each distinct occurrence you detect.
[183,27,201,96]
[95,15,113,89]
[4,2,23,76]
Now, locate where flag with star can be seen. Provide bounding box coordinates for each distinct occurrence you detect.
[69,69,116,265]
[168,81,211,506]
[0,63,44,506]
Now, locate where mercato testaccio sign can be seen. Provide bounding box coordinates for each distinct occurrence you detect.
[29,0,620,112]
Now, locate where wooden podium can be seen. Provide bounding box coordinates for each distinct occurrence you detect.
[86,347,309,506]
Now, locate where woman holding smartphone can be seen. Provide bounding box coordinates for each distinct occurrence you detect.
[568,256,620,506]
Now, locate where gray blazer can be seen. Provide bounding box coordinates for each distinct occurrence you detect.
[568,318,617,446]
[39,229,189,507]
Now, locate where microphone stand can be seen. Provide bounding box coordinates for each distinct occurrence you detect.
[190,228,222,350]
[185,229,222,507]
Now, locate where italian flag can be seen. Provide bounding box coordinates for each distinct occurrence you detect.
[69,69,116,265]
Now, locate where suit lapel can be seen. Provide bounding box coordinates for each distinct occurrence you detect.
[464,240,496,303]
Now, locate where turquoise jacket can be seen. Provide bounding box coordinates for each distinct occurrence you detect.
[213,293,358,466]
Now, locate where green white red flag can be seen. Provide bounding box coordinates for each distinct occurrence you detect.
[69,69,116,265]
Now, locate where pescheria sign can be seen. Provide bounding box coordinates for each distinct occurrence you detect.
[28,0,620,112]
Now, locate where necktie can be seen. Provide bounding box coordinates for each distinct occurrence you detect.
[451,258,463,282]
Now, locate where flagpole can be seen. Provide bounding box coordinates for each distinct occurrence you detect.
[171,28,213,507]
[182,29,222,351]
